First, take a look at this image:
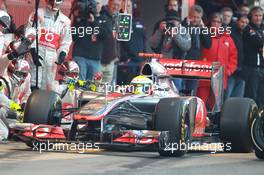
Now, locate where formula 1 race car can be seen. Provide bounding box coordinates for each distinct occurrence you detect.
[11,53,258,157]
[251,107,264,159]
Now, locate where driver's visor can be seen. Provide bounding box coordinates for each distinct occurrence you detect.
[65,71,79,79]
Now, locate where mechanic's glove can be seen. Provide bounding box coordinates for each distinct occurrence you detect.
[30,48,42,67]
[89,83,97,92]
[10,101,22,112]
[66,79,77,91]
[10,101,24,122]
[56,51,66,65]
[7,38,32,60]
[77,80,86,87]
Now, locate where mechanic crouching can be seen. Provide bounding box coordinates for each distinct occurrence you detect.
[55,61,81,124]
[55,60,101,124]
[0,59,31,142]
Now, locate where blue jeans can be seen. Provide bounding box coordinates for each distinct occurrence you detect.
[225,73,245,99]
[74,56,101,81]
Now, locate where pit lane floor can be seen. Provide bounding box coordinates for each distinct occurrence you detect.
[0,142,263,175]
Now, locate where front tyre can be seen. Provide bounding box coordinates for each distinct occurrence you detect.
[23,90,62,125]
[154,98,192,157]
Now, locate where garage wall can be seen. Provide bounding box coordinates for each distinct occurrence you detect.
[6,0,72,27]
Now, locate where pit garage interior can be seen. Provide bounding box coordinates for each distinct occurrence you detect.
[4,0,261,52]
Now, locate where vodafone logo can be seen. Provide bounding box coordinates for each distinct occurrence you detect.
[163,61,212,72]
[45,32,55,42]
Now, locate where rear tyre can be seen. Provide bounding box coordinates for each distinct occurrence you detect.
[255,148,264,159]
[251,111,264,160]
[154,98,191,157]
[220,98,258,153]
[24,90,62,125]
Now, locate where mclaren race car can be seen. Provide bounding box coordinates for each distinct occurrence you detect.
[11,53,258,157]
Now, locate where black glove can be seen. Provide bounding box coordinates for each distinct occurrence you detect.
[7,49,24,60]
[30,48,42,67]
[7,38,32,60]
[56,51,66,65]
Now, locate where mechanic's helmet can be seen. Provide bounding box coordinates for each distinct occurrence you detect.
[0,10,11,33]
[46,0,64,11]
[93,72,103,81]
[130,75,153,95]
[58,61,80,83]
[7,59,30,86]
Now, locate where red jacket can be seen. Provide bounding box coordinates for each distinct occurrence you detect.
[201,32,238,89]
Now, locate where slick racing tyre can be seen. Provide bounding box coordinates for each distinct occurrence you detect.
[251,110,264,160]
[154,98,191,157]
[255,148,264,159]
[220,98,258,153]
[24,90,62,125]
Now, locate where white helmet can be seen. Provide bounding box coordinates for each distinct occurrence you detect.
[58,61,80,82]
[0,10,10,33]
[7,59,30,86]
[46,0,64,11]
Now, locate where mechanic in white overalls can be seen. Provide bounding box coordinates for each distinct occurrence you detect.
[56,61,80,124]
[27,0,72,91]
[0,10,27,76]
[56,60,100,124]
[0,59,31,141]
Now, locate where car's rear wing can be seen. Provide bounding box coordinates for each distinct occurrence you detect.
[139,53,224,112]
[139,53,222,80]
[158,58,222,80]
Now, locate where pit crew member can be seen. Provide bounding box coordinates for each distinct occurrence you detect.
[0,59,31,141]
[27,0,72,91]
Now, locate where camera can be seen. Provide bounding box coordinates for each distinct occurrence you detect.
[71,0,97,19]
[166,21,175,28]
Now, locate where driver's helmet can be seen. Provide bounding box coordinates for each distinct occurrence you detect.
[45,0,64,11]
[130,75,153,95]
[7,59,30,86]
[0,10,11,33]
[58,61,80,83]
